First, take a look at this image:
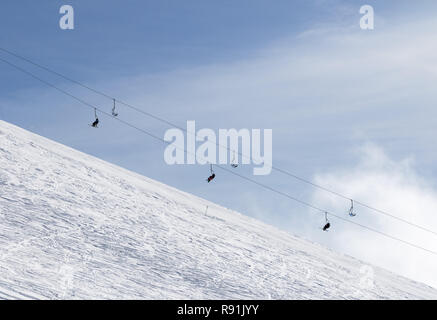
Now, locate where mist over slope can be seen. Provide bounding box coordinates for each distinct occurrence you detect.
[0,120,436,299]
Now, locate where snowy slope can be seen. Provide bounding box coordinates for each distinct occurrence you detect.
[0,120,436,300]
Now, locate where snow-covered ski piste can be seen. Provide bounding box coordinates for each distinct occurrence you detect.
[0,120,436,300]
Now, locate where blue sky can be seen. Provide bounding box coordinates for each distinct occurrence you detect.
[2,1,437,288]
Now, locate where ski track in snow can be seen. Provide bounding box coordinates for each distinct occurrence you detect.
[0,120,436,300]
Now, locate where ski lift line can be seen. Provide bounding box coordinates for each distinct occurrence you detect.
[2,52,437,239]
[0,57,167,144]
[0,47,115,101]
[2,56,437,258]
[1,47,433,234]
[0,47,181,130]
[214,165,437,256]
[323,212,331,231]
[2,53,437,239]
[2,48,432,237]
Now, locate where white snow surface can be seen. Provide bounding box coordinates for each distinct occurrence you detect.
[0,120,436,300]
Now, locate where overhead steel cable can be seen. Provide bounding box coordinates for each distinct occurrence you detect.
[2,47,435,236]
[0,57,165,143]
[214,165,437,256]
[3,47,436,238]
[0,47,184,131]
[1,51,437,239]
[2,55,437,257]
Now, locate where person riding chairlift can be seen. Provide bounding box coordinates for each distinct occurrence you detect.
[91,108,99,128]
[207,164,215,183]
[91,117,99,128]
[323,212,331,231]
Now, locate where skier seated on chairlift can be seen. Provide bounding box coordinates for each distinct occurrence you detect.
[323,222,330,231]
[91,117,99,128]
[206,164,216,183]
[207,173,216,183]
[322,212,330,231]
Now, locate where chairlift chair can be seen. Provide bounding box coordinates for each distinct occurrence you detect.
[206,164,216,183]
[112,98,118,117]
[91,108,99,128]
[323,212,331,231]
[231,150,238,168]
[348,199,356,217]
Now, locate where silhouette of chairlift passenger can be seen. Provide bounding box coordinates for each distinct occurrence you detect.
[91,108,99,128]
[231,151,238,168]
[207,164,216,183]
[323,212,331,231]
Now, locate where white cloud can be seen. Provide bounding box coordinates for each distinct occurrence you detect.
[309,143,437,288]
